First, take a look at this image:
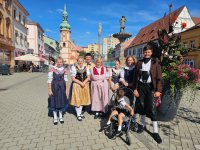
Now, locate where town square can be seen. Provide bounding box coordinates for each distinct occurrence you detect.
[0,0,200,150]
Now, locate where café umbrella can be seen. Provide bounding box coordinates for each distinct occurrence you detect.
[15,54,45,62]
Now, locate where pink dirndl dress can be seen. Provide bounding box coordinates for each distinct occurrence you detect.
[91,66,109,113]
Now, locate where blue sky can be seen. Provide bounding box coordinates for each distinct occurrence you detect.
[20,0,200,46]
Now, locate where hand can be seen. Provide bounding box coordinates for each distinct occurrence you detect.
[111,86,115,92]
[130,109,134,116]
[134,89,139,97]
[154,91,161,97]
[80,82,85,88]
[124,82,128,87]
[48,89,53,96]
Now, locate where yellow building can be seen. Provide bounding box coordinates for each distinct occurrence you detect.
[84,43,101,54]
[0,0,15,68]
[181,23,200,68]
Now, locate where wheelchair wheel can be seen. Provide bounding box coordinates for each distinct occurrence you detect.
[125,132,131,145]
[109,123,113,139]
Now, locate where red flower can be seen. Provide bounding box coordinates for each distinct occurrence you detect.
[181,22,187,29]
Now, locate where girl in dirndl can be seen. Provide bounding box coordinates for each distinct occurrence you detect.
[70,57,91,121]
[47,57,68,125]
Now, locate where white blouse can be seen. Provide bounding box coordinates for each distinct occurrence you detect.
[119,66,135,82]
[139,60,152,83]
[70,65,90,77]
[47,66,68,83]
[93,66,110,79]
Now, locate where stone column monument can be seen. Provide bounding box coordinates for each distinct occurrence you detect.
[113,16,132,66]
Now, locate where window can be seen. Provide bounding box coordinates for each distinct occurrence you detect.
[15,30,18,43]
[13,9,16,19]
[6,17,11,38]
[19,13,21,23]
[5,0,11,11]
[23,16,26,25]
[20,33,23,45]
[183,42,187,48]
[190,40,195,49]
[0,12,3,35]
[183,59,195,68]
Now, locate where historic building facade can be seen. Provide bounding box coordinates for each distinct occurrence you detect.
[126,6,195,60]
[0,0,15,67]
[59,4,79,64]
[12,0,29,63]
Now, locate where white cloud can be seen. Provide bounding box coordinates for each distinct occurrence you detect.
[85,31,91,35]
[56,9,63,13]
[45,28,56,33]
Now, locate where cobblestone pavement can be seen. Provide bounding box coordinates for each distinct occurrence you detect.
[0,73,199,150]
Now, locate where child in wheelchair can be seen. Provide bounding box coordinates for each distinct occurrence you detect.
[106,89,134,135]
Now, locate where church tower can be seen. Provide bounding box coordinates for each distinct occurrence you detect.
[59,4,71,64]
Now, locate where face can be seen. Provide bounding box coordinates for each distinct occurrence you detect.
[126,57,135,67]
[96,60,102,68]
[78,58,84,67]
[143,49,152,58]
[56,59,63,68]
[115,61,120,69]
[85,56,92,63]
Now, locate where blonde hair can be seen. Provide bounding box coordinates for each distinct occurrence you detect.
[95,57,103,65]
[56,56,64,63]
[77,56,84,62]
[125,55,137,66]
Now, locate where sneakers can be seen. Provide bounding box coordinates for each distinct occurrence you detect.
[153,133,162,144]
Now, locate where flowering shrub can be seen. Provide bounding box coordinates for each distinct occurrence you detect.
[162,63,199,97]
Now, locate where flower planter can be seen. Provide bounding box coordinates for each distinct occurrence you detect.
[157,89,182,121]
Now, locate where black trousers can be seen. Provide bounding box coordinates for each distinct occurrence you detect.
[135,82,157,121]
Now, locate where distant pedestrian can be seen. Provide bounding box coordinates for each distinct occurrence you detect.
[70,57,91,121]
[47,56,68,125]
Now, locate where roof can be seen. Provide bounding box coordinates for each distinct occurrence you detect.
[192,17,200,25]
[26,20,44,33]
[128,5,185,48]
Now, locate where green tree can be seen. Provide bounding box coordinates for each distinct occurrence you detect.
[107,48,114,60]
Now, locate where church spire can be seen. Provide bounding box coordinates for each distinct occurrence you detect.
[60,4,71,30]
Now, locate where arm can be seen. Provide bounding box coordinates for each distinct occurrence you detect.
[125,104,134,116]
[154,63,162,97]
[47,70,53,96]
[119,69,128,86]
[133,62,140,97]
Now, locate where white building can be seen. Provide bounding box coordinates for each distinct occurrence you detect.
[12,0,29,59]
[26,21,44,64]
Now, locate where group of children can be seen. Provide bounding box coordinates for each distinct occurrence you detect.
[47,43,163,144]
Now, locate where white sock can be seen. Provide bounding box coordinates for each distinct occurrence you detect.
[53,111,57,119]
[153,121,158,133]
[59,110,63,119]
[107,120,111,125]
[141,115,146,127]
[118,125,122,131]
[75,106,83,117]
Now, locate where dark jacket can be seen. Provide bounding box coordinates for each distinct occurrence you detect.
[133,59,162,92]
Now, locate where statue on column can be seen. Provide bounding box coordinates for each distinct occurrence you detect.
[120,16,126,33]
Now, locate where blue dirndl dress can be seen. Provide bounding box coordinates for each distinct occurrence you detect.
[48,72,68,113]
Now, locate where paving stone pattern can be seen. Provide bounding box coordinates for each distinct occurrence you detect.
[0,73,199,150]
